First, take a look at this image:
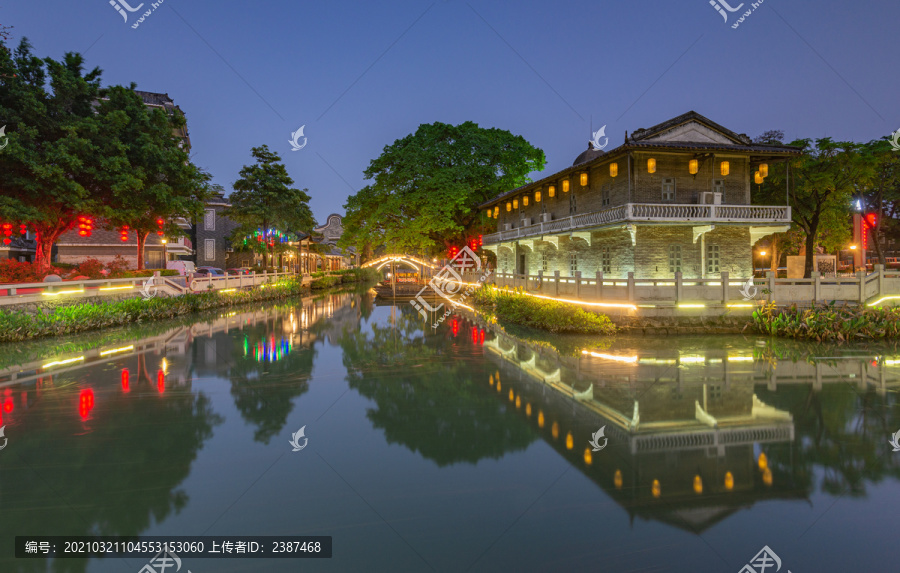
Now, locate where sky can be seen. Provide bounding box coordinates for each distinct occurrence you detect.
[3,0,898,224]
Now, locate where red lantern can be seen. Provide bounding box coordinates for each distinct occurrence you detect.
[157,218,164,236]
[19,224,26,235]
[120,225,129,242]
[78,389,95,419]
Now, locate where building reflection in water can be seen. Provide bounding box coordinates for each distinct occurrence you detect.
[458,313,900,532]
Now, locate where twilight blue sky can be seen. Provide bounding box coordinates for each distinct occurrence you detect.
[3,0,898,224]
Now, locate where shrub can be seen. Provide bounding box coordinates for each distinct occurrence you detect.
[0,259,67,284]
[310,275,342,290]
[473,286,617,335]
[106,255,131,278]
[752,302,900,341]
[76,258,105,280]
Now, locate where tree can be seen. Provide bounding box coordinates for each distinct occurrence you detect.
[856,137,900,266]
[0,39,106,270]
[756,138,869,278]
[339,121,545,255]
[98,85,212,269]
[227,145,315,268]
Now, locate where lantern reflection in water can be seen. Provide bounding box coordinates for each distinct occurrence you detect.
[78,389,94,419]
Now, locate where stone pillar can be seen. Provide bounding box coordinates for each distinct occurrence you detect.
[537,270,543,293]
[721,271,729,304]
[554,271,560,297]
[596,271,603,300]
[812,271,821,303]
[575,271,582,299]
[627,272,635,302]
[675,271,683,303]
[767,271,776,303]
[858,270,866,302]
[876,264,885,299]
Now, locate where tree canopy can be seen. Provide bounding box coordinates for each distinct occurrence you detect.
[226,145,316,267]
[339,121,545,257]
[0,37,210,269]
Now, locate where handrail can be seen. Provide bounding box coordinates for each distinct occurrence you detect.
[484,202,792,244]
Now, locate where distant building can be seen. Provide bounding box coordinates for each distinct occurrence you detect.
[312,213,355,270]
[196,193,255,270]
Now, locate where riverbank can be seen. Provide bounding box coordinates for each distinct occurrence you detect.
[0,277,312,343]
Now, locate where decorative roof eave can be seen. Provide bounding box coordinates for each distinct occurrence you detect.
[478,141,802,209]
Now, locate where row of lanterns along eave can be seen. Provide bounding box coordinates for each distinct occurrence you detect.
[484,159,772,219]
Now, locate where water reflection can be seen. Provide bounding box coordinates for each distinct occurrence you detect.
[1,290,899,570]
[338,307,536,466]
[462,314,900,533]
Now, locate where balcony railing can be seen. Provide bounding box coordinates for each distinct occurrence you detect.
[484,203,791,244]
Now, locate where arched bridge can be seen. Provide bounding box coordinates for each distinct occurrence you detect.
[362,255,438,273]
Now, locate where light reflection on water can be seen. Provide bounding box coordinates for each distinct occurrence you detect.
[0,289,899,572]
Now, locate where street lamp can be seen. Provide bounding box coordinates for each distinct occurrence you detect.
[849,244,858,274]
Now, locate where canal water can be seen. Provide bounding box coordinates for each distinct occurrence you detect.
[1,287,899,573]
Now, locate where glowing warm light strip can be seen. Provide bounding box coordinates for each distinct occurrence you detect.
[726,303,755,308]
[99,285,134,291]
[99,345,134,356]
[677,303,706,309]
[884,359,900,365]
[638,358,677,364]
[41,289,84,296]
[636,304,656,308]
[679,356,706,363]
[727,356,754,362]
[581,350,638,363]
[42,356,85,369]
[220,289,236,293]
[867,296,900,307]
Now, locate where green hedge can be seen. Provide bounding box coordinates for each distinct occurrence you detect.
[752,302,900,341]
[472,286,617,335]
[0,278,310,342]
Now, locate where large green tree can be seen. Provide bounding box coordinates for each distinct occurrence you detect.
[0,38,107,270]
[757,138,869,278]
[227,145,315,268]
[98,85,212,269]
[339,121,545,255]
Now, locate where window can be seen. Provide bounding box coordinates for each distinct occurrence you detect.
[601,247,611,274]
[668,245,682,273]
[662,178,676,201]
[205,239,216,261]
[601,185,611,207]
[569,192,577,214]
[569,253,578,275]
[713,179,725,201]
[707,244,720,274]
[541,253,548,273]
[204,209,216,231]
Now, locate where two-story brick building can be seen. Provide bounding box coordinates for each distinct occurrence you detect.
[480,111,800,280]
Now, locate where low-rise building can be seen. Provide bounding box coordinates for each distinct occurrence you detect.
[480,111,801,280]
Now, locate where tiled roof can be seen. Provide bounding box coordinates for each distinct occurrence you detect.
[478,142,801,209]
